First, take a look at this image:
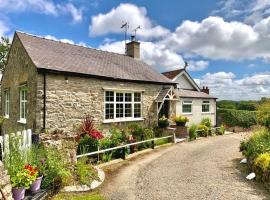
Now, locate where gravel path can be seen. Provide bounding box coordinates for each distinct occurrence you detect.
[101,134,270,200]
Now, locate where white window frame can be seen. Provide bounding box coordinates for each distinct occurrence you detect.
[104,90,143,123]
[202,100,210,113]
[182,100,193,114]
[4,89,10,118]
[18,85,27,124]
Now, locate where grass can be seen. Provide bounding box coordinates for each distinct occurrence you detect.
[51,191,106,200]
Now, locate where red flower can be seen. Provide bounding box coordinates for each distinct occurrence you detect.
[89,129,104,140]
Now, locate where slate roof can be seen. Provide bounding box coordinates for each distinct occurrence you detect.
[176,89,217,99]
[16,31,174,84]
[162,69,185,79]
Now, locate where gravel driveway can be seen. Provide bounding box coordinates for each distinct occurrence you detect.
[101,134,270,200]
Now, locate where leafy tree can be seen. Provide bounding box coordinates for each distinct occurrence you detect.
[0,37,11,72]
[217,100,237,110]
[257,101,270,127]
[236,101,256,111]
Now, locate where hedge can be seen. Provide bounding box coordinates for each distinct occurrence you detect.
[217,109,257,128]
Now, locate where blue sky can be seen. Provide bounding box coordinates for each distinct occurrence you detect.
[0,0,270,100]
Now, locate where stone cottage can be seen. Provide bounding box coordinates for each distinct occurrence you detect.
[162,69,217,126]
[1,31,177,134]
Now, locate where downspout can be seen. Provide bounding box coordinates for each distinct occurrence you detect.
[43,73,46,131]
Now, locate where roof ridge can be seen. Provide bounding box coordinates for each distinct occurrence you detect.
[15,30,131,58]
[162,68,185,74]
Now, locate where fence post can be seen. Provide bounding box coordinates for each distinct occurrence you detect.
[0,142,2,161]
[121,147,126,160]
[151,140,155,149]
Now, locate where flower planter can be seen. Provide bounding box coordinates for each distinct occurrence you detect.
[176,122,186,126]
[158,122,169,128]
[12,187,26,200]
[30,176,43,192]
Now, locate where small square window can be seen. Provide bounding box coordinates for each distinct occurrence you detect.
[134,93,141,102]
[134,104,141,118]
[105,91,114,102]
[125,93,132,102]
[116,93,124,102]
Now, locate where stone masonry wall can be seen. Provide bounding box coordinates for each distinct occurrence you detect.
[36,73,167,133]
[0,161,13,200]
[1,34,38,134]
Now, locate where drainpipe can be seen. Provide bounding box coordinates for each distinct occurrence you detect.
[43,73,46,131]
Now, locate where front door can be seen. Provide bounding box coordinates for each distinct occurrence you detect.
[159,100,170,118]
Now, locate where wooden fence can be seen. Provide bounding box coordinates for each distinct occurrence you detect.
[77,134,175,159]
[0,129,32,161]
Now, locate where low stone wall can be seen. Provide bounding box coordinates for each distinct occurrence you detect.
[0,161,13,200]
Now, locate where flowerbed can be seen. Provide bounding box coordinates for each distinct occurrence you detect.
[240,128,270,185]
[187,117,225,141]
[76,115,171,163]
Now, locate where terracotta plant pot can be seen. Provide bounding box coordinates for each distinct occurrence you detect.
[30,176,43,192]
[12,187,26,200]
[176,122,186,126]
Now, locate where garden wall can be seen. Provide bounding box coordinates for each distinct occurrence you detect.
[0,161,13,200]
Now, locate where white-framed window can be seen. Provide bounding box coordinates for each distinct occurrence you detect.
[104,91,142,122]
[182,100,192,114]
[19,86,27,123]
[4,89,10,118]
[202,100,210,113]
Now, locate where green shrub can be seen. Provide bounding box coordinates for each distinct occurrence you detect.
[77,134,99,154]
[242,128,270,158]
[200,117,212,128]
[218,109,257,128]
[257,102,270,128]
[41,147,72,189]
[197,124,209,137]
[217,125,225,135]
[253,153,270,182]
[188,124,197,141]
[76,157,99,185]
[128,123,144,140]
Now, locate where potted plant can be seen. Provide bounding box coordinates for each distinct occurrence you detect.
[158,115,169,128]
[27,164,43,193]
[11,165,36,200]
[174,116,189,126]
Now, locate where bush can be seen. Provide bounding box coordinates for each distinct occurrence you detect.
[188,124,197,141]
[257,102,270,128]
[173,116,189,123]
[200,117,212,128]
[253,153,270,182]
[242,128,270,158]
[77,135,99,154]
[217,125,225,135]
[197,124,209,137]
[218,109,257,128]
[75,157,99,186]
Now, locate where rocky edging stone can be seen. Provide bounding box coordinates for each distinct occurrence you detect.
[62,166,105,192]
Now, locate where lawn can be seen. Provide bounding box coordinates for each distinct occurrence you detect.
[51,191,106,200]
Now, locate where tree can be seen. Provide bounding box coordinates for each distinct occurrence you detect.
[0,37,11,72]
[257,101,270,128]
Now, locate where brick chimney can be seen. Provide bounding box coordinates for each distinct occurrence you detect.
[126,36,140,59]
[201,86,209,94]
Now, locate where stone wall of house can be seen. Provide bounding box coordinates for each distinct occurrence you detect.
[0,161,13,200]
[36,73,168,133]
[1,34,38,134]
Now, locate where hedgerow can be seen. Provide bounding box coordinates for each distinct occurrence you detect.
[217,109,257,128]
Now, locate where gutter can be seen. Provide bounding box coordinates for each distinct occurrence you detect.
[43,73,46,131]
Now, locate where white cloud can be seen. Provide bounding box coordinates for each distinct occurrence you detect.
[187,60,209,71]
[199,71,270,100]
[0,20,9,37]
[0,0,83,23]
[163,16,260,60]
[89,3,170,39]
[99,40,184,72]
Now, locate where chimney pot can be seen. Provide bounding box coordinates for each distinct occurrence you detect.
[202,86,210,94]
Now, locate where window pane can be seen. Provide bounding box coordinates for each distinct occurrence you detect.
[125,93,132,102]
[116,93,124,102]
[182,104,192,113]
[105,91,114,102]
[202,104,210,112]
[134,93,141,102]
[134,104,141,118]
[125,104,132,117]
[203,101,210,104]
[105,103,114,119]
[116,103,124,118]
